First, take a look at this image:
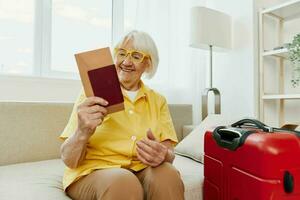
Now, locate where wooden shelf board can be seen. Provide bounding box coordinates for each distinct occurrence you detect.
[262,0,300,20]
[262,94,300,100]
[283,121,300,124]
[263,48,288,58]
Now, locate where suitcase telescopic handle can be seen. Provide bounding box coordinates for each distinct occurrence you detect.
[231,118,273,132]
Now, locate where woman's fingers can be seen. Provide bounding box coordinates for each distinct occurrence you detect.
[136,147,156,166]
[146,129,157,141]
[136,138,168,167]
[136,140,153,155]
[88,112,104,120]
[140,138,161,152]
[86,105,107,115]
[85,105,100,114]
[76,97,109,136]
[136,146,152,162]
[137,150,152,166]
[80,97,109,107]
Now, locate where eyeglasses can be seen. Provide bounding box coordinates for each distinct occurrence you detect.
[114,48,151,64]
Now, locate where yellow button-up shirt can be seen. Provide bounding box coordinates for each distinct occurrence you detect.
[60,82,178,190]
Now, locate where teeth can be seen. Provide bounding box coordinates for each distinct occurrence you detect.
[122,69,131,72]
[121,67,133,72]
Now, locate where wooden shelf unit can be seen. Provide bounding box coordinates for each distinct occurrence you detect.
[259,0,300,126]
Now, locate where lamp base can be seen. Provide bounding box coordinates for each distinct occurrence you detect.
[201,87,221,120]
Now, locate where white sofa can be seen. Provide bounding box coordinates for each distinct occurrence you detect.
[0,102,203,200]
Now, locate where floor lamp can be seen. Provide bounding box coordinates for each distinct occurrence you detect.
[190,7,231,120]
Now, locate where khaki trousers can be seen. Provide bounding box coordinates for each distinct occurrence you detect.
[66,162,185,200]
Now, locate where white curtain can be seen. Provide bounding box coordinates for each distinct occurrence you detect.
[121,0,207,124]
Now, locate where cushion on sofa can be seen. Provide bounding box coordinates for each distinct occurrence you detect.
[173,154,204,200]
[0,159,70,200]
[175,114,239,163]
[0,156,203,200]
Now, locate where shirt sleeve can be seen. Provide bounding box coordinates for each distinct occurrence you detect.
[59,89,86,140]
[158,96,178,146]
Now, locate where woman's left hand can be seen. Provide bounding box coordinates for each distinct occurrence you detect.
[136,129,168,167]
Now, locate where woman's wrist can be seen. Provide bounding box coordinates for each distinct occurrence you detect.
[74,129,91,143]
[164,149,175,163]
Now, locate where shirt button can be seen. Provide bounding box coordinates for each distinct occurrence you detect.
[131,135,137,141]
[129,110,134,114]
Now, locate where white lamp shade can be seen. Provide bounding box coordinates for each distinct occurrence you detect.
[190,7,231,51]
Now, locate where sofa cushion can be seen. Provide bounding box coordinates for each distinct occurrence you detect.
[175,114,239,163]
[0,156,203,200]
[173,154,204,200]
[0,159,70,200]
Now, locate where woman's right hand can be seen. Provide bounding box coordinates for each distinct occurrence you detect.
[76,96,108,140]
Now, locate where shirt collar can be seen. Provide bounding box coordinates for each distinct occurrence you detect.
[121,81,149,103]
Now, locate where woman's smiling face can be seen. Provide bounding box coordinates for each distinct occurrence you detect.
[115,39,150,90]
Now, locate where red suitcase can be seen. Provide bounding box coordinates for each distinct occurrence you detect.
[204,119,300,200]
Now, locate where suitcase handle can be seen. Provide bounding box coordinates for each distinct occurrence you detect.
[231,118,273,132]
[212,126,256,151]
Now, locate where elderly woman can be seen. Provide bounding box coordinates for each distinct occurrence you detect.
[60,30,184,200]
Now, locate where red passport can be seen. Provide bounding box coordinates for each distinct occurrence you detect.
[75,47,124,114]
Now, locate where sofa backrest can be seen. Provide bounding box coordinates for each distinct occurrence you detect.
[0,102,192,166]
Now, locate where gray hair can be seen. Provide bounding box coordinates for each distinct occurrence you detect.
[114,30,159,79]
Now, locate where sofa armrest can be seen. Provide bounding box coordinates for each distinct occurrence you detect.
[182,125,197,139]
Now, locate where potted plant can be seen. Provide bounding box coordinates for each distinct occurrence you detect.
[287,33,300,87]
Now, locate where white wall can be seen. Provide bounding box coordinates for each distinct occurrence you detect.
[0,75,81,102]
[205,0,256,118]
